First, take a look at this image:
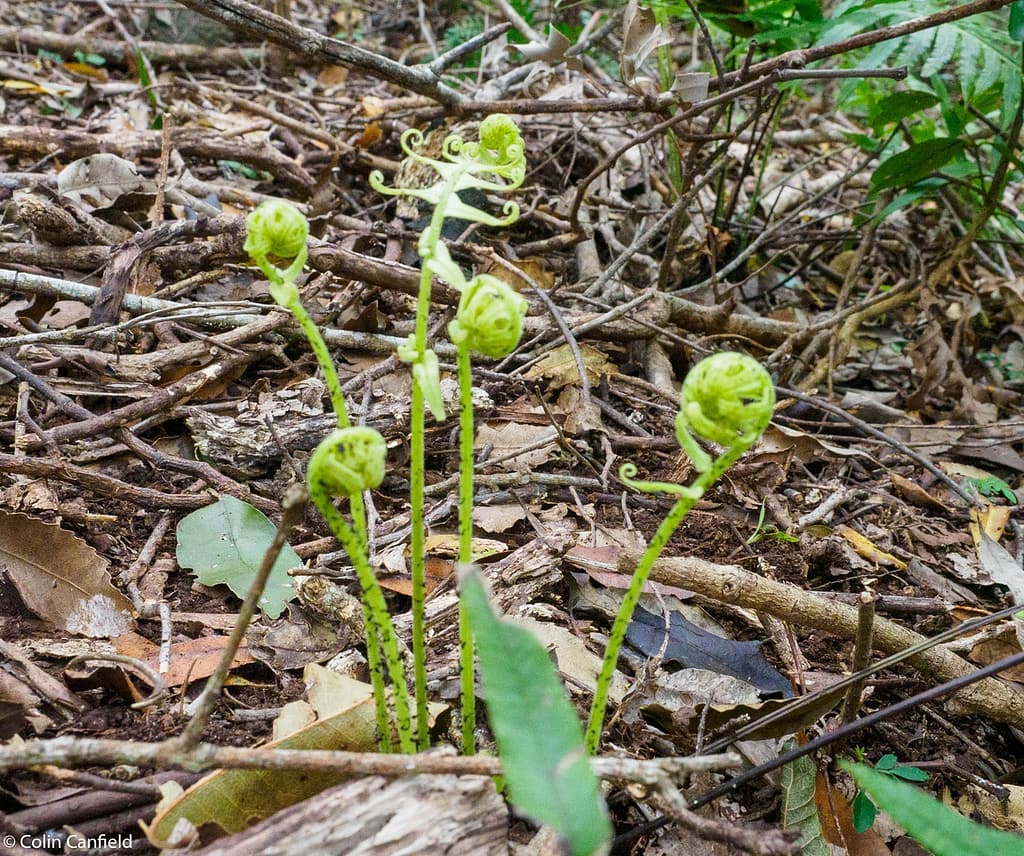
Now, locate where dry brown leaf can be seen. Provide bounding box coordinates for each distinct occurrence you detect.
[473,504,527,534]
[0,511,133,637]
[475,421,558,471]
[523,344,616,390]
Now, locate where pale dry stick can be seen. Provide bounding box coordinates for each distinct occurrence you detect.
[631,551,1024,726]
[0,734,741,780]
[119,513,175,674]
[839,592,876,726]
[0,269,446,355]
[178,483,307,749]
[65,654,168,711]
[426,22,512,76]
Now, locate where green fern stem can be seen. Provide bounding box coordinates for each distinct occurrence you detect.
[361,616,392,752]
[311,485,414,753]
[456,343,477,754]
[274,292,350,430]
[584,444,747,756]
[409,169,466,751]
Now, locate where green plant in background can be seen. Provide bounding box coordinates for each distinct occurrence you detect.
[842,761,1024,855]
[586,351,775,754]
[966,474,1018,504]
[371,114,526,752]
[850,750,929,833]
[245,200,413,753]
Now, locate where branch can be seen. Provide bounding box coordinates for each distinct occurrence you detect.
[173,0,463,107]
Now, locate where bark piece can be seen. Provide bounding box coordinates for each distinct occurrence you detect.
[194,774,508,856]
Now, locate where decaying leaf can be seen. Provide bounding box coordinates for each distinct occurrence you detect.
[0,511,133,638]
[523,343,617,389]
[620,0,671,92]
[507,25,584,71]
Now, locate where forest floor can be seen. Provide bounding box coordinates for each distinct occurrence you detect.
[2,1,1024,855]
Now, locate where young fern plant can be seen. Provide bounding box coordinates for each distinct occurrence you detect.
[370,115,526,752]
[245,200,414,754]
[585,352,775,754]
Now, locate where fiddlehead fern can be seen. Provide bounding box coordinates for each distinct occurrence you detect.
[585,352,774,755]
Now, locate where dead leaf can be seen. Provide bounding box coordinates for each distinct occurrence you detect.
[890,473,946,511]
[977,530,1024,603]
[473,504,527,534]
[523,343,616,390]
[146,636,255,688]
[507,25,584,71]
[816,771,892,855]
[317,66,348,87]
[620,0,671,92]
[356,121,382,148]
[475,421,558,471]
[837,525,907,570]
[57,153,149,209]
[0,512,133,637]
[512,616,629,703]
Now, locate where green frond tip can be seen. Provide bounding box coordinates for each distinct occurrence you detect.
[618,461,703,499]
[309,426,387,497]
[369,115,526,226]
[244,199,309,287]
[675,352,775,471]
[449,274,528,358]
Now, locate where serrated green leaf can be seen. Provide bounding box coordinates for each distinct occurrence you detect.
[921,27,959,78]
[843,762,1024,856]
[870,90,939,131]
[871,138,965,190]
[459,569,610,856]
[175,496,300,619]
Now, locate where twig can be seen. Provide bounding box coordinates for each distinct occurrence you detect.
[172,0,463,107]
[840,592,876,726]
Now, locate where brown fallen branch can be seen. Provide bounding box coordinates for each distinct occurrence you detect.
[0,25,263,71]
[0,453,222,511]
[0,125,313,194]
[172,0,465,108]
[0,733,740,780]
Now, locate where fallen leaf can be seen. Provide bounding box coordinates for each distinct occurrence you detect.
[837,525,907,570]
[0,511,133,637]
[523,343,616,390]
[473,504,527,534]
[507,25,584,71]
